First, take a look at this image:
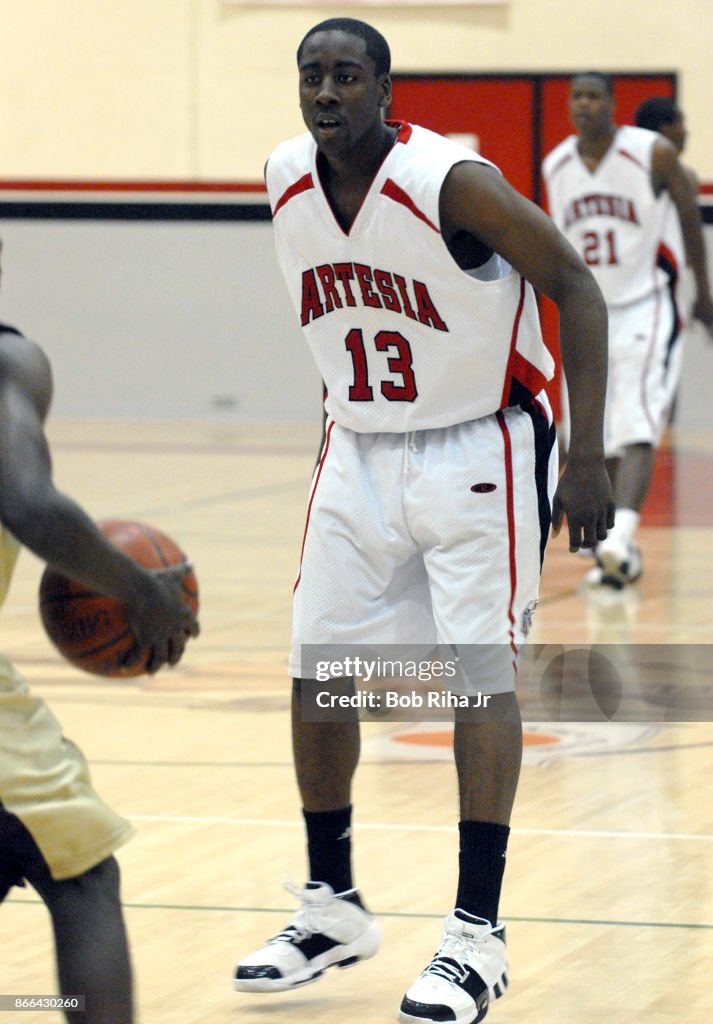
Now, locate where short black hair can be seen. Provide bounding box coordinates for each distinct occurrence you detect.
[635,96,680,131]
[297,18,391,78]
[573,71,614,96]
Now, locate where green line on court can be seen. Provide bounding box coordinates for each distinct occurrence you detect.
[7,899,712,930]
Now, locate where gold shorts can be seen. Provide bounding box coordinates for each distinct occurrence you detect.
[0,653,133,881]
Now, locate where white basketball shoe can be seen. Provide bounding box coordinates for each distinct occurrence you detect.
[234,881,381,992]
[591,538,643,589]
[398,910,508,1024]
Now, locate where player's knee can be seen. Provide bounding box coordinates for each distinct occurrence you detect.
[44,856,122,915]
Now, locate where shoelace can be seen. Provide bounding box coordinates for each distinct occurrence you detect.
[423,922,494,984]
[424,955,471,986]
[270,881,325,944]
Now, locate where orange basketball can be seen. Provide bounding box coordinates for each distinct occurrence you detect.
[38,519,199,678]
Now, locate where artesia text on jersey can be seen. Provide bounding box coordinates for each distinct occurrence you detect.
[300,262,449,331]
[563,193,640,229]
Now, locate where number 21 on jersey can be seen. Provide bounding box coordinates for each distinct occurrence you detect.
[582,229,619,266]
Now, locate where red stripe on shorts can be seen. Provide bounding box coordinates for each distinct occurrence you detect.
[294,419,335,593]
[640,285,662,437]
[496,411,519,657]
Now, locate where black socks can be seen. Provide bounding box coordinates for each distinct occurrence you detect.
[303,805,354,894]
[456,819,511,926]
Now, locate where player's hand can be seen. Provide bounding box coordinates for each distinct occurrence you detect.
[122,562,200,673]
[551,457,615,552]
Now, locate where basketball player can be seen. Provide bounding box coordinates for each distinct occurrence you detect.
[0,240,199,1024]
[543,73,713,588]
[635,96,698,193]
[635,97,702,428]
[234,20,613,1024]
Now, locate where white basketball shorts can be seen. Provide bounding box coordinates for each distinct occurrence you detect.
[605,286,682,457]
[289,397,558,694]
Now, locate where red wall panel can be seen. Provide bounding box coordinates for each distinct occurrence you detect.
[390,77,536,199]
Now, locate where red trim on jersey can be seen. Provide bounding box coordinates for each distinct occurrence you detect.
[273,173,315,217]
[657,241,680,279]
[496,411,518,656]
[545,151,574,182]
[499,278,550,406]
[617,148,648,175]
[380,178,440,234]
[657,241,683,331]
[385,120,414,145]
[294,418,334,593]
[506,351,550,403]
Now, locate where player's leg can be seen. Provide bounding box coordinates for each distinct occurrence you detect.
[292,675,359,894]
[235,425,423,993]
[27,850,133,1024]
[0,660,135,1022]
[398,401,556,1024]
[594,292,678,587]
[453,698,522,923]
[0,807,132,1024]
[605,455,620,493]
[610,442,655,510]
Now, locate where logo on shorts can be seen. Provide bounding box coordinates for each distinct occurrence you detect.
[470,482,497,493]
[521,599,538,637]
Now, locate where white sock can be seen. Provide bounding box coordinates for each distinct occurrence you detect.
[606,508,640,547]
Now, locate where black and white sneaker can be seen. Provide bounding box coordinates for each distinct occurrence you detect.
[234,881,381,992]
[398,910,508,1024]
[591,539,643,589]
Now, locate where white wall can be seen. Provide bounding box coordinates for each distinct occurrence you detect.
[0,213,320,420]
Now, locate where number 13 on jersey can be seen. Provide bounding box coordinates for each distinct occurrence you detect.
[345,328,418,402]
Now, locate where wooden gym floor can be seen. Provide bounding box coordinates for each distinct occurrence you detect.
[1,418,712,1023]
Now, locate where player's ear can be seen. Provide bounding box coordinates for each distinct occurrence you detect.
[378,73,392,111]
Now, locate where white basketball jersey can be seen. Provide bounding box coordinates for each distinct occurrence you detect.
[266,122,554,432]
[543,125,677,306]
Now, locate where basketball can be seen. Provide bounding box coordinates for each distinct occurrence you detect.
[38,519,199,678]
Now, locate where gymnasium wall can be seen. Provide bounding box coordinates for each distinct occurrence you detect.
[1,1,712,427]
[1,1,712,181]
[0,205,320,420]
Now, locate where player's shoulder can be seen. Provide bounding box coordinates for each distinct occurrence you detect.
[264,132,316,210]
[614,124,660,159]
[388,121,500,202]
[617,124,657,143]
[0,326,52,398]
[265,133,313,179]
[0,321,27,369]
[396,121,496,169]
[542,135,578,178]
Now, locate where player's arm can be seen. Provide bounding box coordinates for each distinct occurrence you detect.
[440,161,614,550]
[653,137,713,334]
[0,332,197,669]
